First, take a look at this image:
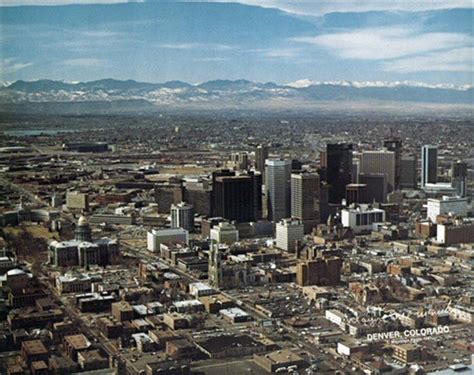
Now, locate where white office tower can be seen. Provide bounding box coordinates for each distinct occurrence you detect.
[147,228,189,251]
[171,202,194,231]
[276,218,304,252]
[210,222,239,245]
[359,150,396,192]
[421,145,438,188]
[265,159,291,222]
[427,196,468,223]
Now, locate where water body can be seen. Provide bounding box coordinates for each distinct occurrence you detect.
[2,129,78,136]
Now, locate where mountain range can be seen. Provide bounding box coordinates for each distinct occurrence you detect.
[0,79,472,114]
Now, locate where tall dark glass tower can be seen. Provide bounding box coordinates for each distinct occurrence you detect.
[326,143,353,204]
[213,174,261,222]
[421,145,438,188]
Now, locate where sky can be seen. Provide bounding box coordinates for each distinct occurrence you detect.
[1,1,473,86]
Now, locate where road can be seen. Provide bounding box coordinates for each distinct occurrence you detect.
[1,173,342,373]
[119,241,343,372]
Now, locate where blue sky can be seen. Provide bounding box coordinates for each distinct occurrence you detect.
[1,1,473,86]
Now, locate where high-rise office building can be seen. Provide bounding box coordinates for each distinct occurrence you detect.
[359,173,388,203]
[421,145,438,188]
[155,182,184,213]
[383,139,402,190]
[452,161,468,197]
[359,150,396,192]
[213,174,261,222]
[255,145,269,177]
[345,184,368,205]
[171,202,195,232]
[401,156,417,189]
[183,177,212,216]
[275,218,304,252]
[265,159,291,222]
[291,172,320,233]
[249,171,263,220]
[228,152,249,171]
[326,144,353,204]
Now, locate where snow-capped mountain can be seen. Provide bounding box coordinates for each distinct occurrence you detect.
[0,78,472,113]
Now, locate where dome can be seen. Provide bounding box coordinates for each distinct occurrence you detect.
[78,215,89,226]
[6,268,26,276]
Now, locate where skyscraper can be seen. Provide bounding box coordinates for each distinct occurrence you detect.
[359,150,396,192]
[255,145,269,180]
[213,174,260,222]
[291,172,320,233]
[276,218,304,252]
[265,159,291,222]
[383,139,402,190]
[452,161,468,197]
[359,173,388,203]
[171,202,195,232]
[421,145,438,188]
[401,155,417,189]
[228,152,249,171]
[326,143,353,204]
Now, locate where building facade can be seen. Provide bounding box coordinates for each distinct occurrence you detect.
[49,216,119,267]
[291,172,320,233]
[275,218,304,252]
[421,145,438,188]
[341,205,386,234]
[170,202,195,232]
[265,159,291,222]
[359,150,396,192]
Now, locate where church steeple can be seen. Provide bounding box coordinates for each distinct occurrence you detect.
[208,241,222,288]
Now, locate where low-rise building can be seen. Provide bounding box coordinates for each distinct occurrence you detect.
[21,340,49,366]
[63,334,91,361]
[392,343,420,363]
[147,228,189,251]
[254,349,306,373]
[210,222,239,244]
[220,307,252,323]
[341,205,385,234]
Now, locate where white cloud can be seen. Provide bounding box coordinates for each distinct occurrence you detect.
[193,57,228,62]
[182,1,473,16]
[158,43,235,51]
[383,47,473,72]
[1,0,140,5]
[263,48,300,58]
[293,27,471,60]
[63,58,105,66]
[1,58,33,74]
[3,1,472,14]
[243,47,301,59]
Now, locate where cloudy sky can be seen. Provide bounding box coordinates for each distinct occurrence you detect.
[1,1,472,85]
